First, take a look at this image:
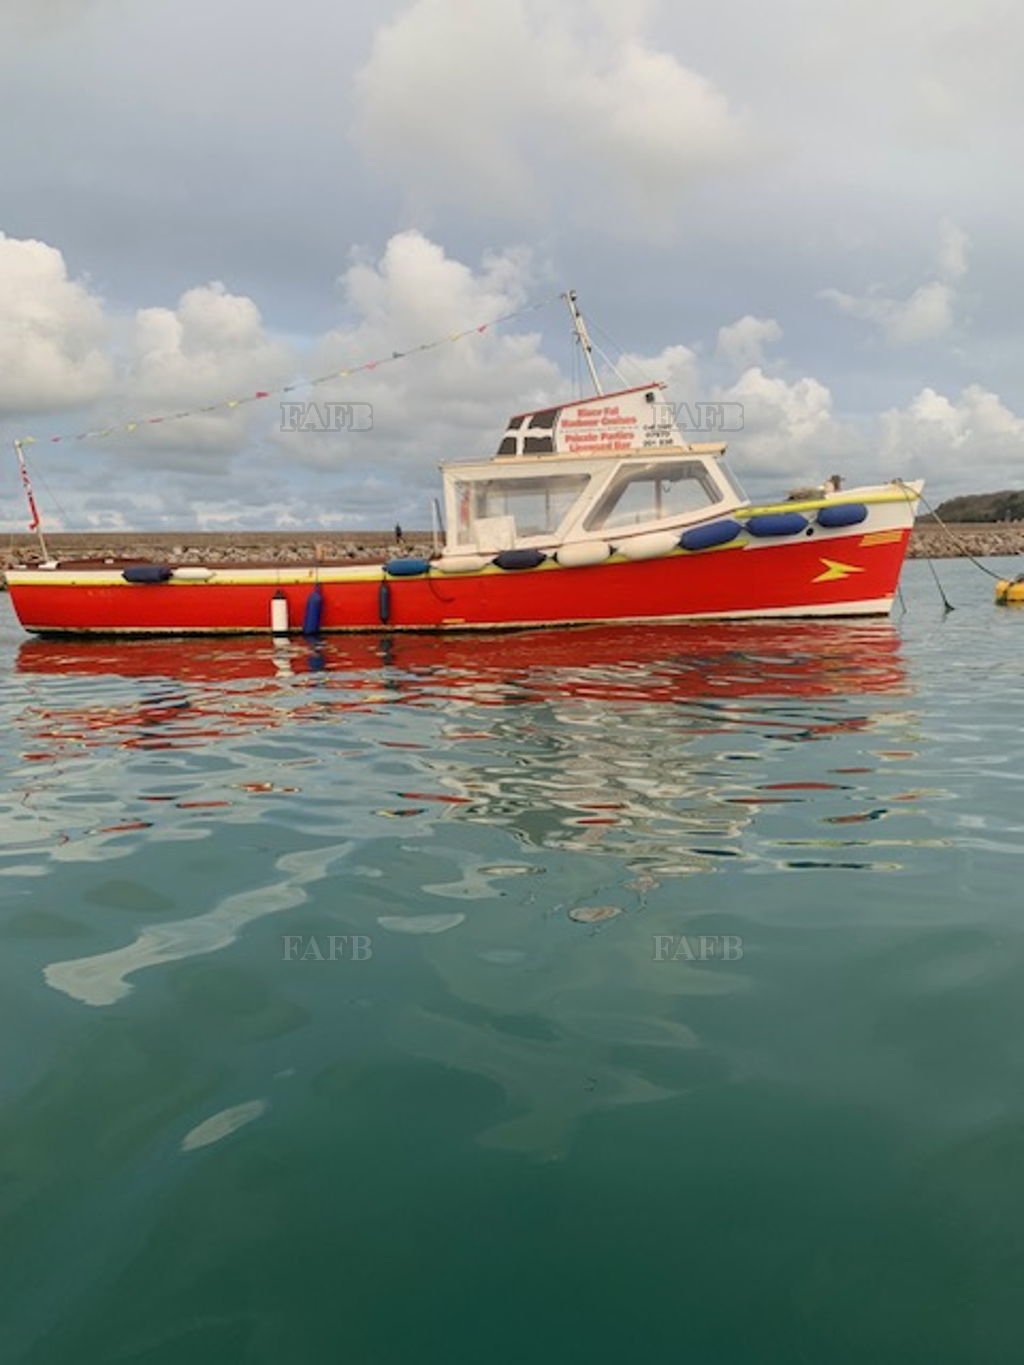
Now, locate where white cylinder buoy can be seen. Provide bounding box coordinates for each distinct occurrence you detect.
[271,591,289,635]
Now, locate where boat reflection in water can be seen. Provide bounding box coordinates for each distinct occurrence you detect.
[16,618,907,694]
[15,620,911,878]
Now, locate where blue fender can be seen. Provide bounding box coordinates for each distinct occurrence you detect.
[493,548,547,570]
[817,502,868,528]
[302,585,324,635]
[384,557,431,576]
[679,519,744,551]
[122,564,173,583]
[745,512,809,538]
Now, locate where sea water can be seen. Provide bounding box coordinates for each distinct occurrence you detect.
[1,557,1023,1363]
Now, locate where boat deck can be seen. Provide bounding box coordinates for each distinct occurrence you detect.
[29,556,398,572]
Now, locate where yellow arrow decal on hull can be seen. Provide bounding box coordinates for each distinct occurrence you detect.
[813,558,866,583]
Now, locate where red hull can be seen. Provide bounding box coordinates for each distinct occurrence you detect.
[7,528,911,636]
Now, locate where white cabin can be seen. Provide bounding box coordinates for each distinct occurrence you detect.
[441,383,747,554]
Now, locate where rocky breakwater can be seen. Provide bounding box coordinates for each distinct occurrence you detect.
[908,522,1024,560]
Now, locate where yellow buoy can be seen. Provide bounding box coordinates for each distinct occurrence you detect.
[995,579,1024,604]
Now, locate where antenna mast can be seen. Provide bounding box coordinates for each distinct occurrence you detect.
[564,290,603,396]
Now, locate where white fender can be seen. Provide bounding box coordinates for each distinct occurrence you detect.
[172,566,214,581]
[616,531,682,562]
[432,553,493,574]
[555,541,612,569]
[270,592,289,634]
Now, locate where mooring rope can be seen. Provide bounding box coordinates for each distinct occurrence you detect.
[896,478,1008,583]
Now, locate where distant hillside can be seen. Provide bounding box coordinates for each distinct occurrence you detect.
[928,490,1024,522]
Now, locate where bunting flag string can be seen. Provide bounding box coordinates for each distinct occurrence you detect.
[13,295,558,450]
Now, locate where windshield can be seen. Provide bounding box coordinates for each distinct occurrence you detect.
[583,460,723,533]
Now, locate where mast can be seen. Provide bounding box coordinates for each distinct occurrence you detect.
[564,290,603,396]
[13,441,50,563]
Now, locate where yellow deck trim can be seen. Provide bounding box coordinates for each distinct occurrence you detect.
[739,490,917,517]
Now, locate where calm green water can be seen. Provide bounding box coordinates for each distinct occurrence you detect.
[2,559,1024,1363]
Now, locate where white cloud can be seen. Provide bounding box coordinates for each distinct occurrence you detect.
[712,367,854,482]
[3,228,564,531]
[276,230,564,488]
[937,219,969,280]
[880,383,1024,481]
[610,333,858,487]
[820,220,970,346]
[120,282,296,457]
[0,235,296,463]
[886,281,957,345]
[820,280,955,347]
[614,343,700,401]
[0,234,113,412]
[354,0,746,239]
[716,316,783,370]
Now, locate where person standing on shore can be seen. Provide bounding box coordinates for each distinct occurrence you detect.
[394,523,403,544]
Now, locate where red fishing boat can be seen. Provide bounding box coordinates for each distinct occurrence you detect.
[6,295,922,637]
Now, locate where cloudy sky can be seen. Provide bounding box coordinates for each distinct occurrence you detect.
[0,0,1020,531]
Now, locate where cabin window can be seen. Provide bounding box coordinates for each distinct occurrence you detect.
[583,460,721,533]
[454,474,591,542]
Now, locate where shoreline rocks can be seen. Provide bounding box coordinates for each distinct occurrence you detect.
[907,523,1024,560]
